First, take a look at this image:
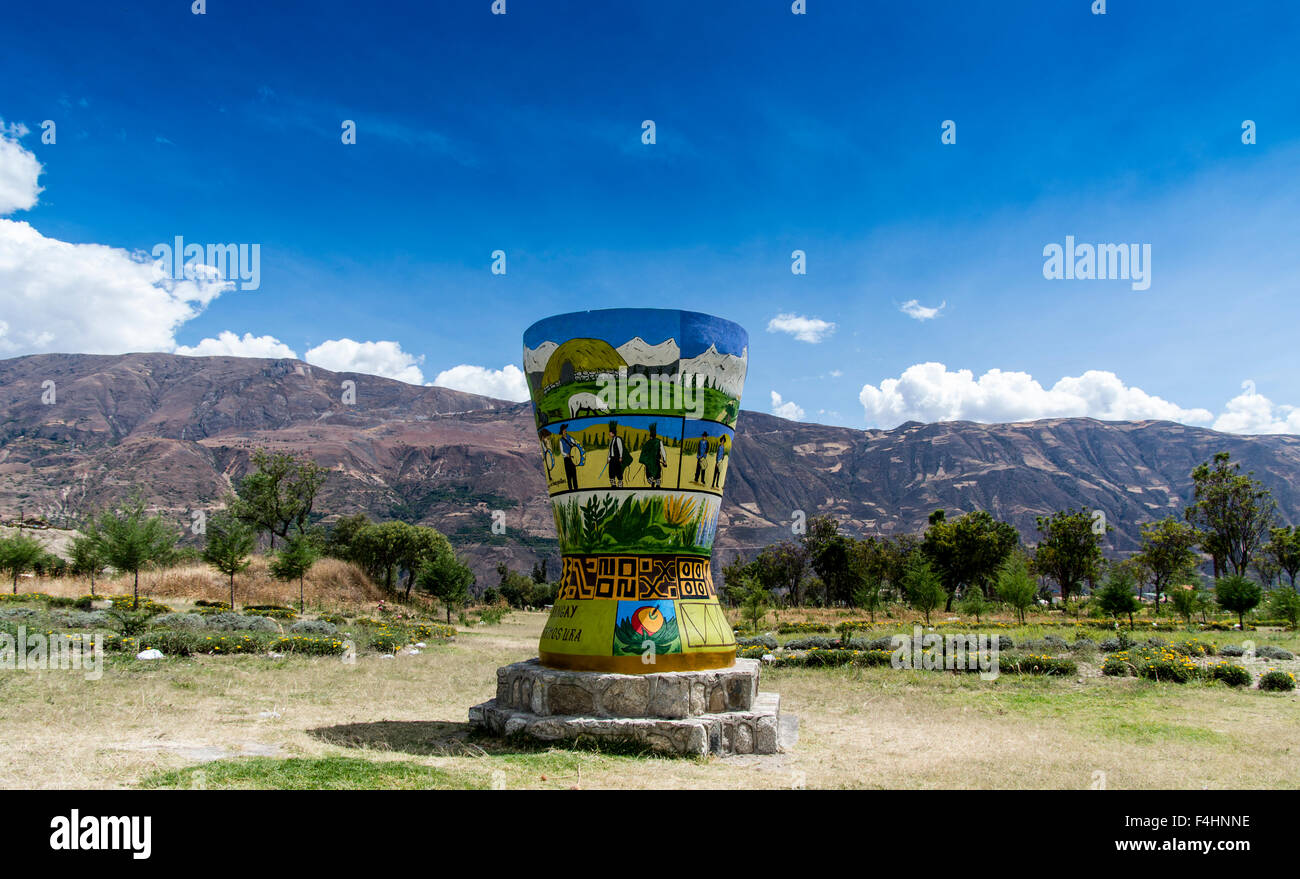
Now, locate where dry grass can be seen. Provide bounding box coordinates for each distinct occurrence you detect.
[2,610,1298,789]
[32,557,387,612]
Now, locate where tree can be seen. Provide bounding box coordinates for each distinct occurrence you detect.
[996,552,1037,624]
[802,516,854,606]
[68,534,106,595]
[958,585,990,622]
[849,540,885,622]
[0,534,45,593]
[1214,574,1263,630]
[1168,584,1202,627]
[418,545,475,623]
[736,575,772,634]
[921,509,1019,611]
[902,555,945,625]
[1032,509,1106,604]
[84,497,178,609]
[1263,525,1300,589]
[397,526,452,599]
[1265,586,1300,629]
[350,521,411,591]
[1132,516,1201,615]
[269,532,321,613]
[496,562,540,609]
[325,512,371,561]
[228,448,327,549]
[1185,452,1277,578]
[757,541,809,606]
[1095,565,1142,626]
[201,512,257,609]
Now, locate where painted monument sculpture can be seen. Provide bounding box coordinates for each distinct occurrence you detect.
[523,308,747,673]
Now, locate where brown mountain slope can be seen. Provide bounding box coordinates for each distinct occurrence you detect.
[3,353,1298,585]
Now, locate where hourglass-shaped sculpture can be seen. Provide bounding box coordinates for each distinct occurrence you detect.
[523,309,747,673]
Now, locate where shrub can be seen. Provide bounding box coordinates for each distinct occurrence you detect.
[194,599,231,609]
[1136,650,1199,683]
[784,635,838,650]
[106,595,173,615]
[245,607,297,621]
[289,620,338,636]
[776,622,832,635]
[999,654,1077,676]
[403,622,455,642]
[319,613,348,626]
[1102,653,1135,676]
[273,635,347,656]
[736,645,770,660]
[152,612,207,631]
[1255,645,1294,661]
[736,635,778,650]
[1258,670,1297,691]
[58,610,111,628]
[368,630,404,654]
[1204,661,1251,687]
[1170,638,1216,657]
[1220,644,1245,657]
[207,612,279,632]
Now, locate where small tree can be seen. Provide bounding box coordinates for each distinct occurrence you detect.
[417,545,475,624]
[1168,583,1200,627]
[851,573,884,623]
[1214,574,1263,631]
[85,497,179,609]
[903,556,945,625]
[957,585,991,623]
[201,513,256,610]
[69,534,106,596]
[1265,586,1300,629]
[996,552,1037,624]
[1095,565,1142,626]
[269,533,320,613]
[737,575,772,634]
[0,534,46,593]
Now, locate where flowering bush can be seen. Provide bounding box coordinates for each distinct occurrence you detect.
[1259,670,1296,692]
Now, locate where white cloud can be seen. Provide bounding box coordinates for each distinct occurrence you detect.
[0,219,230,356]
[770,390,806,421]
[899,299,946,321]
[431,363,529,401]
[766,313,836,343]
[1212,381,1300,434]
[858,362,1214,428]
[0,121,41,214]
[175,331,298,359]
[0,127,230,356]
[304,338,425,384]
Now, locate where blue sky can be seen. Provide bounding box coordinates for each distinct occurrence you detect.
[3,1,1299,432]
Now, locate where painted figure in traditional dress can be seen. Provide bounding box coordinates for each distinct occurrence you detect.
[606,421,627,488]
[693,430,710,484]
[712,434,728,488]
[559,424,583,491]
[638,424,667,488]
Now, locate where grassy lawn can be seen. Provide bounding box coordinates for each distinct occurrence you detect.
[2,609,1297,789]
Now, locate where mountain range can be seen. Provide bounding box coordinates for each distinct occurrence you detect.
[3,352,1298,586]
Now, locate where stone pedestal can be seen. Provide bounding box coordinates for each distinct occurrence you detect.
[469,658,797,758]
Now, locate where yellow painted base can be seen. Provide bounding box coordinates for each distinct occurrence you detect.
[539,648,737,674]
